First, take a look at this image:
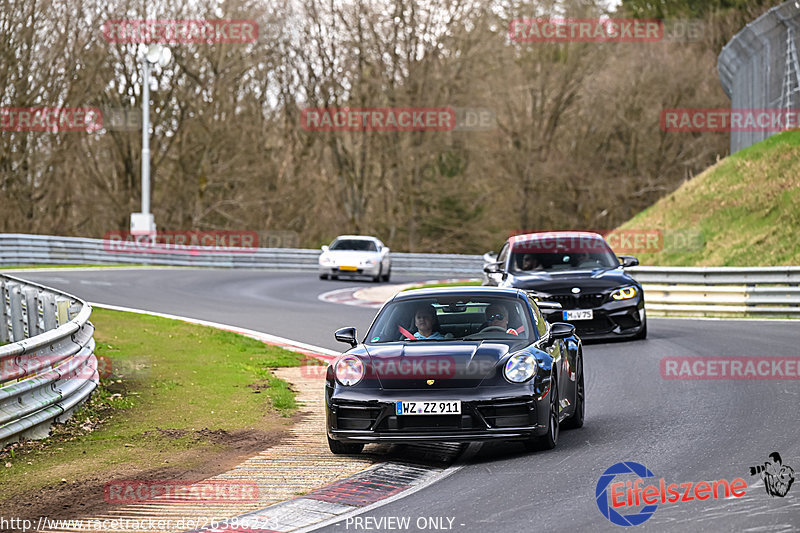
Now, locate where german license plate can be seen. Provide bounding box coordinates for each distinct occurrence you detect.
[563,309,593,321]
[396,400,461,415]
[339,266,358,271]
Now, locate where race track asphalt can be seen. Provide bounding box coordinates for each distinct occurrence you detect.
[14,269,800,532]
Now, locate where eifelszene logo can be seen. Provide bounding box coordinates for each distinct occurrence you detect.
[595,461,747,526]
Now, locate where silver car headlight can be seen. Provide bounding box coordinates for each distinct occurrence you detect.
[610,286,638,300]
[504,353,538,383]
[334,355,364,386]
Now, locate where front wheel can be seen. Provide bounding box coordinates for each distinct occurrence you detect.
[327,436,364,455]
[373,265,382,283]
[382,266,391,282]
[525,378,559,451]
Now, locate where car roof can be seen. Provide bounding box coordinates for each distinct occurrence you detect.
[391,286,526,302]
[333,235,381,241]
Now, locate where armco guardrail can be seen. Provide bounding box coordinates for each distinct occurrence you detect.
[0,274,98,448]
[628,266,800,318]
[0,234,482,274]
[1,234,798,318]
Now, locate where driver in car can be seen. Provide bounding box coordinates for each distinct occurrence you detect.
[484,303,519,335]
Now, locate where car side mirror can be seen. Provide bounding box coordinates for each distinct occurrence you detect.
[483,261,503,274]
[483,251,497,263]
[540,322,575,347]
[550,322,575,339]
[322,245,329,252]
[619,256,639,268]
[383,247,390,253]
[334,327,357,347]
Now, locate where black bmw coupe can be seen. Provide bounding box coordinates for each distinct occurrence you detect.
[483,232,646,340]
[325,287,584,454]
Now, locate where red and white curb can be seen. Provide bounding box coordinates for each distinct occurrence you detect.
[191,444,477,533]
[317,287,384,309]
[318,280,480,310]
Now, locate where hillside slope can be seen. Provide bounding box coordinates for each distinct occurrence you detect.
[618,131,800,266]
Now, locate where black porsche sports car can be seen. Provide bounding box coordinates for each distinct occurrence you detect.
[483,231,646,340]
[325,287,584,454]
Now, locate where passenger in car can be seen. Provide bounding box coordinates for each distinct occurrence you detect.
[413,304,453,340]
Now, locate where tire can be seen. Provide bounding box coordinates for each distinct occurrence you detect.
[382,267,391,282]
[319,273,329,280]
[331,274,339,280]
[373,265,382,283]
[525,378,559,451]
[562,357,584,430]
[327,436,364,455]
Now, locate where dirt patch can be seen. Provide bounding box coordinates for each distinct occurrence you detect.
[0,416,301,532]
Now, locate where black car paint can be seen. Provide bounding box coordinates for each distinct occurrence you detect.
[325,288,582,446]
[486,237,646,340]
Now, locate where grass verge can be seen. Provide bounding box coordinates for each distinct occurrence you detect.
[617,130,800,266]
[0,308,311,503]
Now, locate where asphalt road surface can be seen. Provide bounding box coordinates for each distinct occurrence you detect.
[13,269,800,532]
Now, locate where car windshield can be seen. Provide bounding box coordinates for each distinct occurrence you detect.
[330,239,378,252]
[509,237,619,273]
[365,296,533,343]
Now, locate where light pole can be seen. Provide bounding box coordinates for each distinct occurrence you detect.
[131,44,172,236]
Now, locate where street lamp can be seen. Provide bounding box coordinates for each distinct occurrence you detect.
[130,43,172,236]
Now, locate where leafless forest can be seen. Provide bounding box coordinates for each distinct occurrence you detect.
[0,0,780,252]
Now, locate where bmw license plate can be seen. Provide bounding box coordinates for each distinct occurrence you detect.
[563,309,593,321]
[339,266,358,271]
[396,401,461,415]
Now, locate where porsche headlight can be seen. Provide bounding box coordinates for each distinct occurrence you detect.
[504,353,538,383]
[610,286,637,301]
[320,254,334,265]
[361,258,378,266]
[334,355,364,386]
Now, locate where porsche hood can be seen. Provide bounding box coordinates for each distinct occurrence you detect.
[362,342,514,389]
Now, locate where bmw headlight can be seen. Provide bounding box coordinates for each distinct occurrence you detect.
[334,355,364,386]
[610,286,637,300]
[504,353,538,383]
